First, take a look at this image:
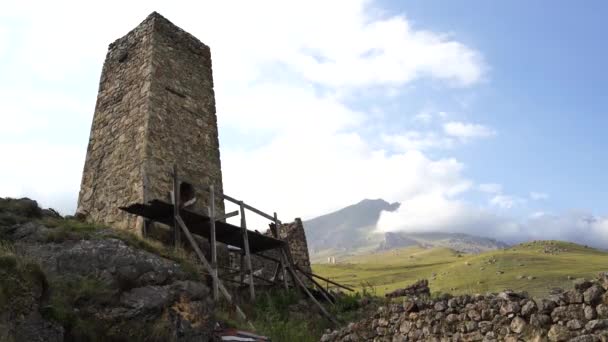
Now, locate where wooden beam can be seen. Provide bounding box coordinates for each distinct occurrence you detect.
[216,210,239,222]
[174,215,253,329]
[208,184,219,301]
[223,194,279,223]
[298,268,355,292]
[295,267,336,305]
[240,202,256,301]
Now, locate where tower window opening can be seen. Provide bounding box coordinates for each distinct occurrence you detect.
[180,182,196,208]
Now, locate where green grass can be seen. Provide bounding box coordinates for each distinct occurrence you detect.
[313,240,608,298]
[0,242,47,314]
[216,288,379,342]
[38,217,203,281]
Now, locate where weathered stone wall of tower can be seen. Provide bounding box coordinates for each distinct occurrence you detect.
[78,13,224,232]
[143,13,224,216]
[77,17,154,231]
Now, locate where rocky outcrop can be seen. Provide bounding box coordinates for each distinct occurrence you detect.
[386,279,430,299]
[0,198,214,341]
[321,274,608,341]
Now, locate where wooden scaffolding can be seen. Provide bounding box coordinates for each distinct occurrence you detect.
[120,165,352,326]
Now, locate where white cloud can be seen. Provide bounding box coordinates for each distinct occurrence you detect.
[413,112,433,124]
[379,201,608,248]
[0,142,85,214]
[412,111,449,124]
[478,183,502,194]
[4,1,605,250]
[530,192,549,200]
[223,129,473,226]
[523,212,608,247]
[443,121,496,139]
[0,0,485,219]
[376,192,522,241]
[0,25,8,59]
[529,211,547,219]
[382,131,455,151]
[490,194,524,209]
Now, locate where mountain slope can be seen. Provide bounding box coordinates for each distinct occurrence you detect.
[380,231,509,254]
[304,199,507,261]
[304,199,400,254]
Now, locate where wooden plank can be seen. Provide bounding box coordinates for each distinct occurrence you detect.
[172,164,181,248]
[120,201,286,253]
[208,184,219,301]
[175,215,254,329]
[240,202,255,301]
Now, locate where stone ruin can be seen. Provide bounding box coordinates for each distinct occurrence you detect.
[228,218,313,286]
[77,12,225,234]
[322,273,608,341]
[76,12,313,288]
[275,218,313,275]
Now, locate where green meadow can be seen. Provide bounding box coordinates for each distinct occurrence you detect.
[312,240,608,298]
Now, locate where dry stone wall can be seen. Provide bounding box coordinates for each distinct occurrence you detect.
[78,12,224,234]
[322,273,608,342]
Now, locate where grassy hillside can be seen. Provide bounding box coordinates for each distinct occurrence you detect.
[312,240,608,298]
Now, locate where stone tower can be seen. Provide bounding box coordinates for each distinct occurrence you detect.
[78,12,224,233]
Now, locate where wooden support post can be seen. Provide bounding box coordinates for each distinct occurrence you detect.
[208,184,219,301]
[273,212,289,290]
[295,266,336,305]
[280,246,338,325]
[271,262,281,282]
[172,164,181,249]
[174,215,254,329]
[239,202,255,301]
[239,252,245,286]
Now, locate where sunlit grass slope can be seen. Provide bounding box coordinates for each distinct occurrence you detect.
[312,241,608,298]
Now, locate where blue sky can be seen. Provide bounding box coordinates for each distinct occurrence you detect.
[382,0,608,214]
[0,0,606,246]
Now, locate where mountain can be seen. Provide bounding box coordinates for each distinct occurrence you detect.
[304,199,400,254]
[304,199,507,261]
[380,231,508,254]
